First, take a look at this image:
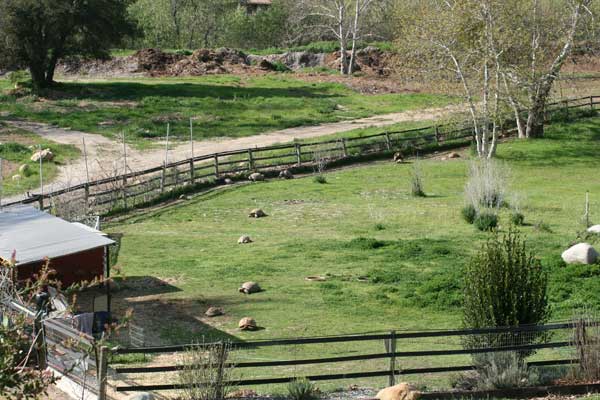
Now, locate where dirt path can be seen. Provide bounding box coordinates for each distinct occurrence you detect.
[5,104,460,203]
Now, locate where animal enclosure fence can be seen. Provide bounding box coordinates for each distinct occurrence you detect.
[109,321,597,394]
[4,95,598,216]
[0,299,102,396]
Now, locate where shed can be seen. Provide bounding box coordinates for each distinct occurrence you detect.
[0,205,114,288]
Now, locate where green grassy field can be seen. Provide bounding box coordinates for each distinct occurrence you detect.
[104,116,600,393]
[108,116,600,338]
[0,75,453,149]
[0,123,80,197]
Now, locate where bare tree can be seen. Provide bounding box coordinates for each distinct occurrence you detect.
[308,0,376,75]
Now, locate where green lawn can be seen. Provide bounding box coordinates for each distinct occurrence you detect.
[104,117,600,392]
[0,75,454,149]
[0,123,80,197]
[108,116,600,337]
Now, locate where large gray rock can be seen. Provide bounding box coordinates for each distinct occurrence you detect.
[587,225,600,234]
[248,172,264,182]
[561,243,599,265]
[31,148,54,162]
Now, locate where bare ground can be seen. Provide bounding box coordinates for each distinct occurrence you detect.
[4,103,461,203]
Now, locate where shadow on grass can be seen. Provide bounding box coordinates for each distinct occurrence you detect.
[44,80,341,101]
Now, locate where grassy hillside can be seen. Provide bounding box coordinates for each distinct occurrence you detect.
[0,75,454,149]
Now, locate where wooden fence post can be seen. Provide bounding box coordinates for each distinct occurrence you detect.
[84,184,90,211]
[97,345,109,400]
[434,126,440,144]
[122,176,128,209]
[214,154,220,178]
[189,159,195,184]
[160,167,166,193]
[341,139,348,157]
[295,143,302,166]
[384,132,392,150]
[591,96,595,111]
[565,99,570,119]
[248,149,255,171]
[385,330,397,386]
[38,195,44,211]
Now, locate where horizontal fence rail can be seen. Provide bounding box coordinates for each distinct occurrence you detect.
[4,95,598,217]
[111,321,596,393]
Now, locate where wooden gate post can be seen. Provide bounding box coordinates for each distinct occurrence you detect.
[97,345,109,400]
[384,330,397,386]
[214,154,220,178]
[295,143,302,166]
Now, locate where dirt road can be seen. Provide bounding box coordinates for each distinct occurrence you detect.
[5,104,460,203]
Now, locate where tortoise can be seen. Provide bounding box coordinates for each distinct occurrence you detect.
[239,281,261,294]
[279,169,293,179]
[205,307,224,317]
[238,235,253,244]
[239,317,258,331]
[248,209,267,218]
[248,172,264,182]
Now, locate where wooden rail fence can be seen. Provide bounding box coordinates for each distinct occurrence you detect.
[4,95,598,216]
[109,321,595,393]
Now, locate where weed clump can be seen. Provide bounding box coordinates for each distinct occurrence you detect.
[462,204,477,224]
[287,378,319,400]
[474,212,498,231]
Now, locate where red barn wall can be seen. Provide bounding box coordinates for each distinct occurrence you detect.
[17,247,105,287]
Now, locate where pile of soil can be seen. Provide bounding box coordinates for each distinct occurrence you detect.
[56,46,397,79]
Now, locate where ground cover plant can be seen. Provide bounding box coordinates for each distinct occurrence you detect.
[0,123,80,197]
[0,75,454,149]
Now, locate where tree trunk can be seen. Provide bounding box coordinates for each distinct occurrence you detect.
[29,62,48,90]
[526,108,545,138]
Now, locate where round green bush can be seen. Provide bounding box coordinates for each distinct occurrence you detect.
[474,212,498,231]
[511,212,525,226]
[462,204,477,224]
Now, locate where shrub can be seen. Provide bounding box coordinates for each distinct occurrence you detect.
[465,159,510,210]
[462,205,477,224]
[272,61,290,72]
[374,223,386,231]
[463,228,549,345]
[313,175,327,184]
[178,341,234,400]
[410,161,426,197]
[287,378,319,400]
[473,352,538,390]
[511,212,525,226]
[474,212,498,231]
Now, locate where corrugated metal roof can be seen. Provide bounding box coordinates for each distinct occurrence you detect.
[0,205,114,266]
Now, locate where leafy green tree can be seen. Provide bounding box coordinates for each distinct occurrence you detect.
[0,0,136,90]
[463,227,549,329]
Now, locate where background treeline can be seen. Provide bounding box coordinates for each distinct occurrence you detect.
[126,0,397,52]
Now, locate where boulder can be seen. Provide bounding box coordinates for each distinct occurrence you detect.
[279,169,294,179]
[561,243,599,265]
[587,225,600,234]
[249,209,267,218]
[239,317,258,331]
[249,172,264,182]
[376,383,420,400]
[224,178,233,185]
[31,148,54,162]
[11,174,21,181]
[205,307,224,317]
[448,152,461,159]
[128,393,155,400]
[238,235,253,244]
